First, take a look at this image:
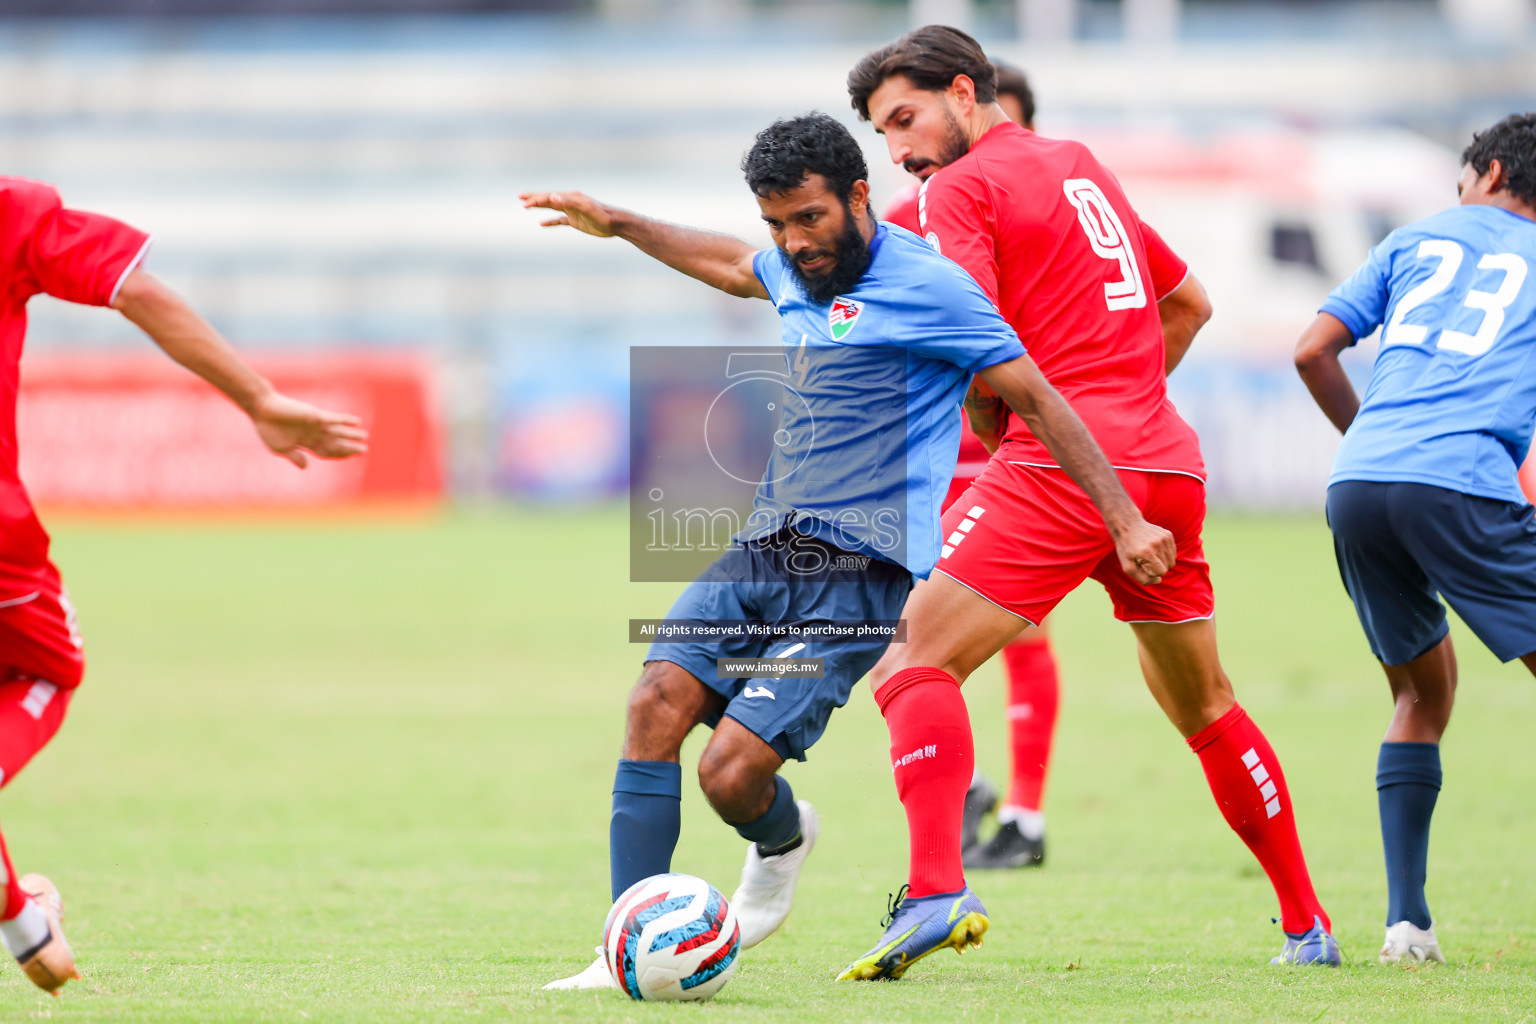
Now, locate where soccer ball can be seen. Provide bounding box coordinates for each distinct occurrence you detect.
[603,873,741,1001]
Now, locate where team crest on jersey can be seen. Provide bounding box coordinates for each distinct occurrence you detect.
[828,297,863,340]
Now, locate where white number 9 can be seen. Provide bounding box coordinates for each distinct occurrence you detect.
[1062,178,1147,311]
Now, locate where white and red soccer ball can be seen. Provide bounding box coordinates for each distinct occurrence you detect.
[602,873,741,1001]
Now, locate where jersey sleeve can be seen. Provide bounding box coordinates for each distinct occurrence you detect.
[917,170,1001,306]
[1320,237,1394,343]
[752,248,785,306]
[1138,219,1189,301]
[903,263,1026,373]
[1,179,150,307]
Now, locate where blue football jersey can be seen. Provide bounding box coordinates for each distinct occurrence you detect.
[1322,204,1536,503]
[746,223,1025,578]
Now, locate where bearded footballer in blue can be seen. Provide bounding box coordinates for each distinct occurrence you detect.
[1296,112,1536,967]
[524,114,1173,989]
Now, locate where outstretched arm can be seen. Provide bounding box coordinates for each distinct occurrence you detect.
[520,190,769,300]
[1158,272,1212,375]
[113,269,368,467]
[978,355,1177,586]
[1294,312,1360,433]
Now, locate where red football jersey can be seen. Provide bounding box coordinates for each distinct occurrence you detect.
[885,167,1192,480]
[917,122,1204,478]
[1137,219,1190,303]
[0,178,151,599]
[886,179,1189,302]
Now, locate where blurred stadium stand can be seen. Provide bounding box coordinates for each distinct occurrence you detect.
[0,1,585,13]
[1,0,1532,505]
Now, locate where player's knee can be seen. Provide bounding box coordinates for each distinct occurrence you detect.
[869,645,966,696]
[868,645,914,693]
[1151,663,1234,734]
[696,744,770,821]
[1386,638,1458,718]
[624,676,665,733]
[628,663,688,718]
[622,667,698,759]
[1191,674,1235,722]
[1393,679,1455,717]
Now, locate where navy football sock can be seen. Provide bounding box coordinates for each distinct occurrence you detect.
[732,775,801,856]
[1377,742,1442,930]
[610,760,683,901]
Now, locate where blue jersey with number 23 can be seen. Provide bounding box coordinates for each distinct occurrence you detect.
[1322,204,1536,503]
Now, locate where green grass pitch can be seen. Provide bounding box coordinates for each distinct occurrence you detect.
[0,508,1532,1021]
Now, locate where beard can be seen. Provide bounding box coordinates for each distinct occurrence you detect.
[783,207,872,306]
[902,108,971,178]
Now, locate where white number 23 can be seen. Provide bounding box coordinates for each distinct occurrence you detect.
[1385,239,1528,356]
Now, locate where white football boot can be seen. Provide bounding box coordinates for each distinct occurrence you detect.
[1380,920,1445,964]
[542,946,615,990]
[732,800,819,949]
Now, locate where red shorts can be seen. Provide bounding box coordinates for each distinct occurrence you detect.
[0,562,85,690]
[0,678,72,788]
[937,461,1214,626]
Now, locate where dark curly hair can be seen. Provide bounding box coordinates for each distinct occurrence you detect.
[1463,113,1536,208]
[847,25,998,122]
[741,112,869,203]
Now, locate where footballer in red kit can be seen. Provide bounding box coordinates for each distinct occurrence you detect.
[0,177,368,993]
[918,130,1212,623]
[884,80,1209,867]
[836,27,1339,979]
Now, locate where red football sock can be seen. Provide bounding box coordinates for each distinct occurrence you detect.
[0,829,25,920]
[1188,705,1329,934]
[875,667,974,898]
[1001,637,1060,812]
[0,677,73,920]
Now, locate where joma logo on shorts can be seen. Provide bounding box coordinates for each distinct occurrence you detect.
[892,744,938,769]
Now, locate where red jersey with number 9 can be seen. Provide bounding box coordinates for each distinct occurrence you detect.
[0,178,151,601]
[916,122,1204,479]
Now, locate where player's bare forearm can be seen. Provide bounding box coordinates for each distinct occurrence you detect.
[113,268,272,415]
[962,379,1006,454]
[979,357,1177,585]
[1158,274,1212,376]
[612,212,769,299]
[1294,313,1360,433]
[114,268,368,466]
[519,190,768,299]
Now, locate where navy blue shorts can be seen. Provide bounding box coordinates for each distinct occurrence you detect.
[645,529,913,762]
[1327,480,1536,665]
